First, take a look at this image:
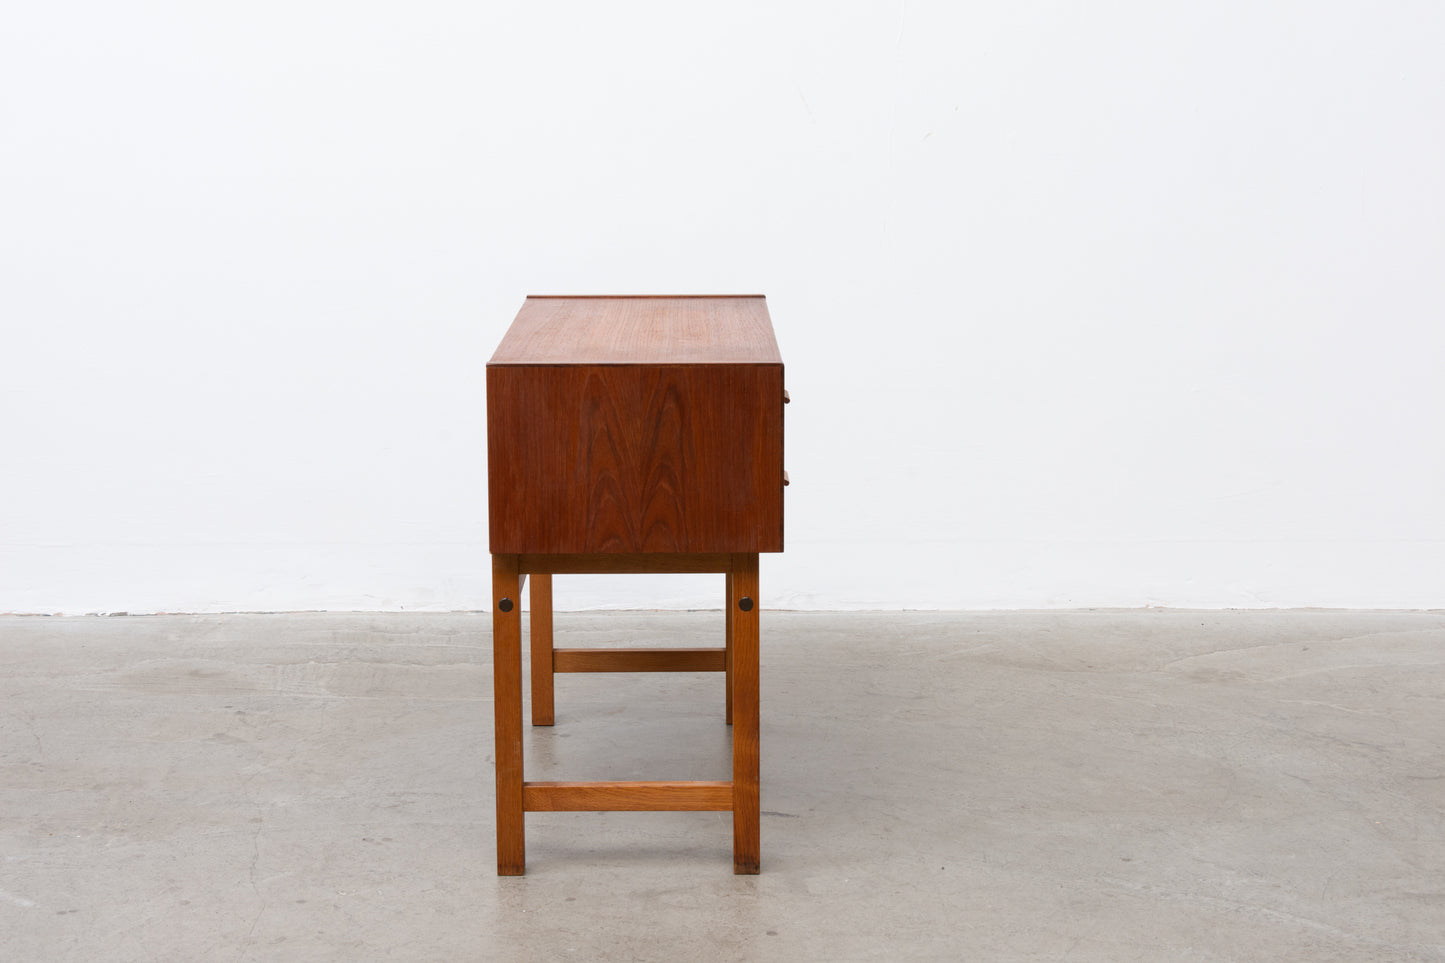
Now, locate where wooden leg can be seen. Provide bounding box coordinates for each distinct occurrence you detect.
[492,554,525,876]
[724,570,734,726]
[530,573,554,726]
[729,553,760,874]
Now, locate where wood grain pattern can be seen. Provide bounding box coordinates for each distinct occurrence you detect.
[489,364,783,553]
[489,295,785,555]
[523,781,733,812]
[730,553,760,874]
[492,554,525,875]
[490,296,780,365]
[553,647,725,673]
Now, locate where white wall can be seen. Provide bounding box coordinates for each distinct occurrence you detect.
[4,2,1442,613]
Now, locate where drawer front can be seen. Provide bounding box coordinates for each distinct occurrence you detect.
[488,363,784,554]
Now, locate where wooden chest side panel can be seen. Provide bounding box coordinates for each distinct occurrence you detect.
[487,364,783,554]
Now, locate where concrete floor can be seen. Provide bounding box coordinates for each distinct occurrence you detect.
[1,610,1443,962]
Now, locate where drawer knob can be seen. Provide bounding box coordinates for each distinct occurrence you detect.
[783,389,791,404]
[782,470,790,487]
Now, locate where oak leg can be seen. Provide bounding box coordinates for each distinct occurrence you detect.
[729,553,760,874]
[724,570,734,726]
[492,554,525,875]
[530,573,554,726]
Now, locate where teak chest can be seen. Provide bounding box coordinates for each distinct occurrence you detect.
[485,294,787,875]
[487,295,785,555]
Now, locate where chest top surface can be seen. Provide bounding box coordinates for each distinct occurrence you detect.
[488,295,781,366]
